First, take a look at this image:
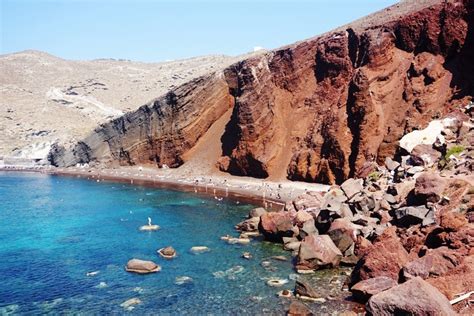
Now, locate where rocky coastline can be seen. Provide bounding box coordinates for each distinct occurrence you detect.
[233,105,473,315]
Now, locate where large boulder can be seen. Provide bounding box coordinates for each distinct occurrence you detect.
[327,218,358,256]
[350,276,397,303]
[259,211,295,242]
[410,144,441,167]
[351,227,409,285]
[402,247,463,280]
[236,216,260,232]
[426,255,474,301]
[125,259,161,274]
[341,178,364,199]
[366,277,456,315]
[392,180,415,204]
[414,172,447,203]
[296,234,342,272]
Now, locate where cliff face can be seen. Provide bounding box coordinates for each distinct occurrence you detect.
[50,72,234,168]
[51,0,474,184]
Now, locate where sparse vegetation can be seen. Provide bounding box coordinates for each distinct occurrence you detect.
[368,171,380,181]
[445,145,465,160]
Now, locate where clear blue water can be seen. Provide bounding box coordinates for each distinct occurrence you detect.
[0,172,353,315]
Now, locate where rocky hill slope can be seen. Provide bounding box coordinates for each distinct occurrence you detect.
[51,0,473,185]
[0,50,242,159]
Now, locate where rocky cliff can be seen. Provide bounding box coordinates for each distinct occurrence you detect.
[51,0,474,184]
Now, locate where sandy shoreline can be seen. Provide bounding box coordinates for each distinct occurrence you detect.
[0,165,329,209]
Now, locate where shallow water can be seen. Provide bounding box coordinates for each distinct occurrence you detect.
[0,172,353,315]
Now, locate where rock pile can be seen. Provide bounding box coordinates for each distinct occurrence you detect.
[236,107,473,314]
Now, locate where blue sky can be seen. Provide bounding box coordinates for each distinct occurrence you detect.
[1,0,398,62]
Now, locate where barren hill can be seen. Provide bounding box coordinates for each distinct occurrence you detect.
[0,50,242,159]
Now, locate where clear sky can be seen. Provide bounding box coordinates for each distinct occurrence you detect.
[1,0,398,62]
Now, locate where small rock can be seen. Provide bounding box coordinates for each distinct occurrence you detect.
[157,246,176,259]
[242,252,252,260]
[406,166,424,176]
[341,178,364,199]
[384,157,400,171]
[277,289,292,298]
[175,276,193,285]
[393,206,430,227]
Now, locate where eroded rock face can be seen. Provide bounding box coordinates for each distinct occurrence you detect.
[50,0,474,185]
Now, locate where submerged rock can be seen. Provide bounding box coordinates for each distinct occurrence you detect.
[120,298,141,310]
[175,276,193,285]
[125,259,161,274]
[190,246,210,254]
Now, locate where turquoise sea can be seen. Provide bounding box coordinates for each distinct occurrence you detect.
[0,172,353,315]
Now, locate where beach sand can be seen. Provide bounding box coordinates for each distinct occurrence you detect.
[31,165,330,209]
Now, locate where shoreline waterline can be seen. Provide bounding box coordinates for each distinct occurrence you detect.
[0,166,329,210]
